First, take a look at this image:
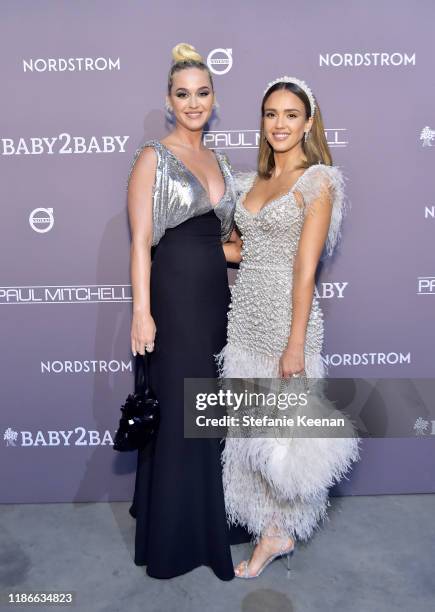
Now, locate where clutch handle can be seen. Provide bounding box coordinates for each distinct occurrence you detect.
[134,353,152,396]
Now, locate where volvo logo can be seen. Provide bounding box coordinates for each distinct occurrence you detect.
[29,207,54,233]
[207,48,233,75]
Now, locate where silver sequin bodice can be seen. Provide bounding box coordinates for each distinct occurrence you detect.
[128,139,236,245]
[227,165,345,359]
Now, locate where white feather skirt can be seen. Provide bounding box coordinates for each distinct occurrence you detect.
[216,342,361,542]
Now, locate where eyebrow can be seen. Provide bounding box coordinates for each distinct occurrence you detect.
[175,86,211,92]
[264,107,301,112]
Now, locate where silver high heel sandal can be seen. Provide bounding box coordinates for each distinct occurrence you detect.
[235,535,295,579]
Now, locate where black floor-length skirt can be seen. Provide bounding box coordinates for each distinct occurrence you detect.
[129,211,249,580]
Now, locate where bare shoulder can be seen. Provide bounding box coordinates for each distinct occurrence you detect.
[135,145,158,168]
[128,144,158,188]
[133,144,159,171]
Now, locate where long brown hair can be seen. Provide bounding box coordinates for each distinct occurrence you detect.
[258,81,332,179]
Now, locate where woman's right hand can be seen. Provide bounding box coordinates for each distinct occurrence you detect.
[131,312,156,356]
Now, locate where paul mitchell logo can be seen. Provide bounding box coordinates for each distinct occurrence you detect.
[204,128,348,149]
[417,277,435,294]
[0,285,132,304]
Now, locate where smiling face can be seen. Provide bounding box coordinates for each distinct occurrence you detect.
[262,88,313,154]
[167,67,214,132]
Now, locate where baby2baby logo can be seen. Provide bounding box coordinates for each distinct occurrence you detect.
[3,426,115,447]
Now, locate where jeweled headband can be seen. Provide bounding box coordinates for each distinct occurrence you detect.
[263,76,316,118]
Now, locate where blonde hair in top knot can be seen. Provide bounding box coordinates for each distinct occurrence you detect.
[172,43,203,64]
[167,42,214,94]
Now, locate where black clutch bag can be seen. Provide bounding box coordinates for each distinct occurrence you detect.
[113,353,159,452]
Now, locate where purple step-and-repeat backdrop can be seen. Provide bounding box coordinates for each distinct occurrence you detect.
[1,1,434,503]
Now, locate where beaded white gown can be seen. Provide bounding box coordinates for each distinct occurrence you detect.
[216,164,360,542]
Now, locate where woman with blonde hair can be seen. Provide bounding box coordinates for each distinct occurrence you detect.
[216,76,360,578]
[127,43,244,580]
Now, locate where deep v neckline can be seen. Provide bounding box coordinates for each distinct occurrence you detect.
[159,141,228,209]
[241,166,314,217]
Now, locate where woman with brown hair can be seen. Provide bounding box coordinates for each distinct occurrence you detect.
[216,76,360,578]
[127,43,244,580]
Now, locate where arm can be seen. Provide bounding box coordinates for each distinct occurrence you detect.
[223,228,242,263]
[127,147,157,356]
[279,183,333,377]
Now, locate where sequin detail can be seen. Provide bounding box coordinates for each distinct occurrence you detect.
[225,164,346,363]
[127,140,236,245]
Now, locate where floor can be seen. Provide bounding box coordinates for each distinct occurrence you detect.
[0,494,434,612]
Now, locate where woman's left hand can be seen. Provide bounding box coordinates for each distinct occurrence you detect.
[279,343,305,378]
